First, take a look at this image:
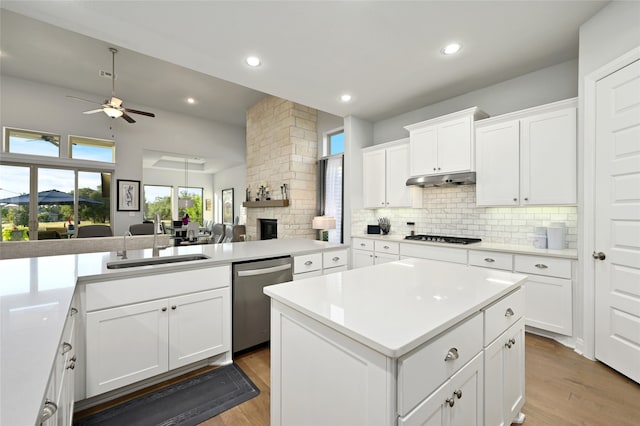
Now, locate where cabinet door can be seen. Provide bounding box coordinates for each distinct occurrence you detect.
[410,126,438,176]
[521,107,576,205]
[374,251,399,265]
[352,249,374,269]
[386,144,412,207]
[484,330,507,426]
[399,380,449,426]
[523,275,573,335]
[503,320,525,424]
[438,116,473,174]
[475,120,520,206]
[169,288,230,369]
[86,299,169,397]
[363,149,387,208]
[448,352,483,426]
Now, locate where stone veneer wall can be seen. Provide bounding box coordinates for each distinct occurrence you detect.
[245,96,318,240]
[352,185,578,249]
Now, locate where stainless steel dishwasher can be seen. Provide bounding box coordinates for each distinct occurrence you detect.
[232,256,293,353]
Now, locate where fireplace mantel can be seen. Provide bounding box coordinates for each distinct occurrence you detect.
[242,200,289,208]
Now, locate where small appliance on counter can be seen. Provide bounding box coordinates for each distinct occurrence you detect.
[547,222,567,249]
[367,225,381,234]
[533,227,547,249]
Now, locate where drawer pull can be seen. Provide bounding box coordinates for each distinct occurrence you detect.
[383,245,390,249]
[505,338,516,349]
[360,243,366,247]
[332,256,340,262]
[67,360,76,370]
[304,260,313,266]
[446,397,455,407]
[505,307,514,317]
[484,258,495,263]
[62,342,72,355]
[70,307,78,316]
[41,400,58,423]
[161,307,167,312]
[454,389,462,399]
[444,347,459,362]
[534,263,548,269]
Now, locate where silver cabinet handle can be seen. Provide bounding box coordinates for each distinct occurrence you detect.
[41,400,58,423]
[524,197,529,201]
[444,347,459,362]
[62,342,72,355]
[67,360,76,370]
[484,258,495,263]
[304,260,313,266]
[369,254,374,258]
[171,305,177,310]
[161,307,167,312]
[332,256,340,262]
[513,198,518,202]
[505,307,514,317]
[383,245,390,249]
[454,389,462,399]
[505,341,512,349]
[70,307,78,316]
[592,251,606,260]
[534,264,548,269]
[505,338,516,349]
[360,243,366,247]
[446,397,455,407]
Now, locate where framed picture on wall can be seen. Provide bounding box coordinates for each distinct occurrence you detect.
[205,198,212,211]
[117,179,140,211]
[222,188,234,224]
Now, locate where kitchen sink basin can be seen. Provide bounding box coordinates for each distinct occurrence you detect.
[106,254,210,269]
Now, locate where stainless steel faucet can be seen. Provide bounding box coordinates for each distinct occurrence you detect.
[152,214,167,257]
[119,231,132,259]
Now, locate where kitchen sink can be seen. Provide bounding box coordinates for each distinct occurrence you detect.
[106,254,210,269]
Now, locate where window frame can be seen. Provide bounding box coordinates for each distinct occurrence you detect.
[69,135,116,162]
[326,128,345,157]
[3,127,61,158]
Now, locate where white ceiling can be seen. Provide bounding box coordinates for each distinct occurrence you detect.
[1,1,608,142]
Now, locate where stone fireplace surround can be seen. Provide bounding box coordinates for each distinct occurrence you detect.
[245,96,318,240]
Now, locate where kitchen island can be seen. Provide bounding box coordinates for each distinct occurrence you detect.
[265,258,528,426]
[0,238,344,426]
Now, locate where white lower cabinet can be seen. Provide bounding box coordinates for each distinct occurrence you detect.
[351,238,400,269]
[484,319,525,426]
[84,266,231,398]
[399,353,484,426]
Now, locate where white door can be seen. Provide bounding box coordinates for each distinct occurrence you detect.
[362,149,386,208]
[85,299,169,397]
[386,144,412,207]
[595,59,640,383]
[475,120,520,206]
[169,288,230,369]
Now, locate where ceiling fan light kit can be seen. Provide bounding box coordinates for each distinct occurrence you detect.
[67,47,155,124]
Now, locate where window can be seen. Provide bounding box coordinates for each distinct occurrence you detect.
[0,164,111,241]
[178,186,203,224]
[144,185,172,221]
[69,136,115,162]
[327,130,345,156]
[319,156,344,244]
[4,128,60,158]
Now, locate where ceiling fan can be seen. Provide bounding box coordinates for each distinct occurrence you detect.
[67,48,155,123]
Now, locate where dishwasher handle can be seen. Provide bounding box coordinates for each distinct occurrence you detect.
[236,263,292,277]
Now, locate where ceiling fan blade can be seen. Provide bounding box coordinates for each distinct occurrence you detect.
[124,108,156,117]
[83,109,104,114]
[66,95,101,105]
[121,113,136,123]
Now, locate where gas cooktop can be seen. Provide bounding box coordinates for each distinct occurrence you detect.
[404,234,482,245]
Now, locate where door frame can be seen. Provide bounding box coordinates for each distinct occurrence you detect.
[581,46,640,360]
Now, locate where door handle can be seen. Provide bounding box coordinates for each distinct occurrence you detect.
[592,251,606,260]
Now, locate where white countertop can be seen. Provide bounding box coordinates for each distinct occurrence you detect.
[265,258,527,358]
[352,234,578,259]
[0,238,343,426]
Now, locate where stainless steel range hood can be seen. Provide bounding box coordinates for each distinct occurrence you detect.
[406,172,476,188]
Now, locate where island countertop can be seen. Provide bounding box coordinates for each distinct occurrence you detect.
[0,238,344,426]
[265,257,527,358]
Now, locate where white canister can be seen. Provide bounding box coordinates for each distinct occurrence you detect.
[533,227,547,249]
[547,222,566,250]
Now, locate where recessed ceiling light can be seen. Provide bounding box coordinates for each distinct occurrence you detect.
[246,56,261,67]
[340,94,352,102]
[186,97,196,104]
[441,43,462,55]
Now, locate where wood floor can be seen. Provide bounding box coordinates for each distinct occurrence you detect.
[201,333,640,426]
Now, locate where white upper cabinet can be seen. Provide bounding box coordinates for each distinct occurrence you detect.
[475,98,577,207]
[362,139,414,209]
[405,107,488,177]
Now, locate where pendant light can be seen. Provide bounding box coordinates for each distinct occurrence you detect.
[178,158,194,208]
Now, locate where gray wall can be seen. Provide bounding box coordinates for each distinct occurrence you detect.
[373,59,578,144]
[212,164,246,225]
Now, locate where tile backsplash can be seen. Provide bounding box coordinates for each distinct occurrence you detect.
[352,185,577,248]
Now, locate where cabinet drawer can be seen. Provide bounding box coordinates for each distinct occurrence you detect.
[294,253,322,274]
[293,270,323,280]
[397,313,483,416]
[483,288,524,346]
[352,237,374,251]
[514,255,571,279]
[469,250,513,271]
[400,243,467,264]
[374,240,399,255]
[323,249,348,268]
